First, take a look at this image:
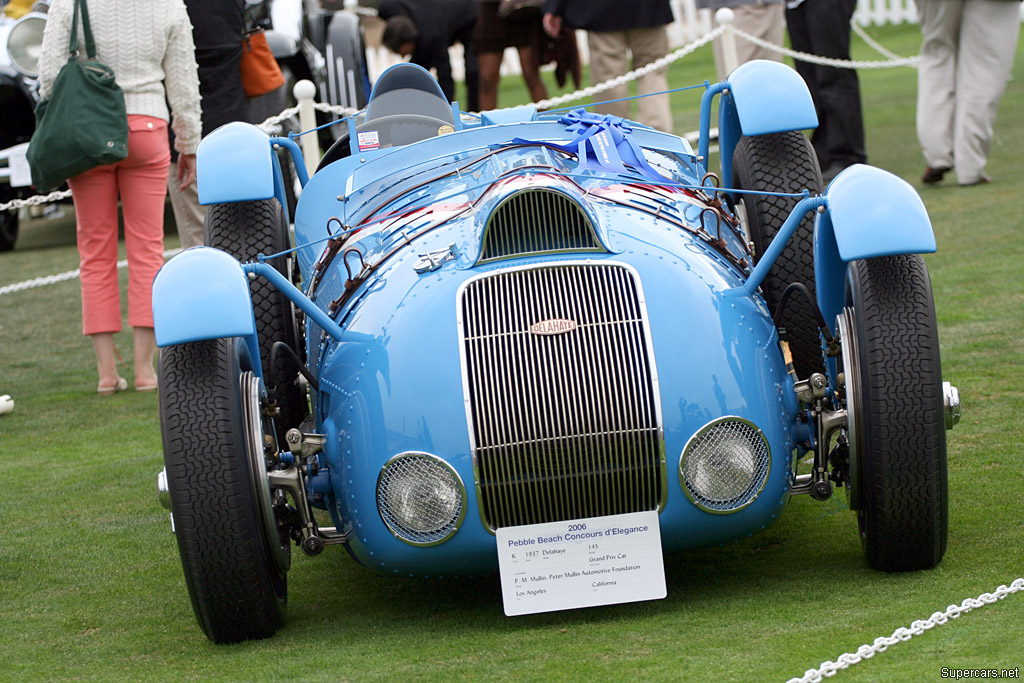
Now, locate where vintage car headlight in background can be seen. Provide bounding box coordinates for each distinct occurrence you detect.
[680,417,770,513]
[377,452,466,545]
[6,14,46,77]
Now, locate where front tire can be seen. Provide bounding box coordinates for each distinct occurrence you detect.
[205,199,306,444]
[158,337,288,642]
[841,254,948,572]
[733,132,824,378]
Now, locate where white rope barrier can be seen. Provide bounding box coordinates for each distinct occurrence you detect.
[787,578,1024,682]
[732,25,919,69]
[0,248,181,297]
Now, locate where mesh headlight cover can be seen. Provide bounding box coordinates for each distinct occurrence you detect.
[377,453,465,545]
[680,417,770,513]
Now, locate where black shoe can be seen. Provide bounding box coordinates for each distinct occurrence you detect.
[921,166,951,184]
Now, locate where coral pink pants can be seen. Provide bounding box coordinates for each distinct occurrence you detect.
[68,115,170,335]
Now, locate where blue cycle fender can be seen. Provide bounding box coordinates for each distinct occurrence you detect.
[152,248,259,366]
[814,164,937,350]
[197,122,276,205]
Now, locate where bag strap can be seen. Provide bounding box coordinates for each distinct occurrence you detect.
[68,0,98,60]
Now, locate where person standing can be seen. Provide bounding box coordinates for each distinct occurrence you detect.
[37,0,201,393]
[168,0,252,250]
[542,0,674,133]
[379,0,480,112]
[916,0,1022,186]
[785,0,867,182]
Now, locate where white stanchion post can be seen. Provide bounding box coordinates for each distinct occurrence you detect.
[715,8,739,78]
[294,79,320,177]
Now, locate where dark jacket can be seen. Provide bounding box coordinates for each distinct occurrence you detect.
[377,0,477,102]
[184,0,250,136]
[541,0,674,32]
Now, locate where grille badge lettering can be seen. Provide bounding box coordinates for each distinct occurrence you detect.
[529,318,578,336]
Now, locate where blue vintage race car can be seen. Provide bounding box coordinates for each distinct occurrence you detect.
[153,61,961,642]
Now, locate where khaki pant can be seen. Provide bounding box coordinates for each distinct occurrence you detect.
[711,1,785,82]
[916,0,1021,184]
[167,160,206,250]
[587,26,673,133]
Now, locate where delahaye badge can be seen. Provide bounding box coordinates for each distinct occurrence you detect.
[529,318,578,336]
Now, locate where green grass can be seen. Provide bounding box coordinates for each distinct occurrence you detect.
[2,23,1022,681]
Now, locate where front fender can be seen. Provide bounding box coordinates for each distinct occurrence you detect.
[152,248,261,375]
[814,164,936,343]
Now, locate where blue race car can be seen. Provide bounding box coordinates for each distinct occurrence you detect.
[153,61,961,642]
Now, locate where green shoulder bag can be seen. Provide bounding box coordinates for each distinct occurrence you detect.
[27,0,128,192]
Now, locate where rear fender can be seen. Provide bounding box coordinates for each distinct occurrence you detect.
[814,164,936,347]
[152,247,262,375]
[701,60,818,187]
[197,122,277,205]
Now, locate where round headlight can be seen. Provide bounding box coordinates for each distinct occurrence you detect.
[377,452,465,546]
[8,14,46,77]
[680,417,770,513]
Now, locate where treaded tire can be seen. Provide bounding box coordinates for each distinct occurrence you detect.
[205,200,305,443]
[158,337,287,642]
[733,132,824,378]
[846,254,948,572]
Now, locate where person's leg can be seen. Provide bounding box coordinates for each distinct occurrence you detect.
[455,22,480,112]
[785,4,825,164]
[916,0,961,178]
[167,159,206,249]
[477,51,503,110]
[789,0,866,173]
[628,26,673,133]
[586,30,630,120]
[733,1,785,66]
[473,1,504,111]
[118,116,170,388]
[515,43,549,104]
[68,163,122,390]
[952,0,1020,184]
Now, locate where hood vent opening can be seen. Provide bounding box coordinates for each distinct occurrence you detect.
[478,189,604,263]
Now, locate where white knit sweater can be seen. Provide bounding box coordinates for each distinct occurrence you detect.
[38,0,202,155]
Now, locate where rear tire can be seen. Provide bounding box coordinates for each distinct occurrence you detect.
[842,254,948,572]
[158,337,288,642]
[733,132,824,378]
[205,199,305,443]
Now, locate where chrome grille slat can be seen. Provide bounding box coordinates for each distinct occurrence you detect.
[461,263,664,530]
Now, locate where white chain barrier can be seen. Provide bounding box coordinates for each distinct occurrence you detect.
[787,577,1024,683]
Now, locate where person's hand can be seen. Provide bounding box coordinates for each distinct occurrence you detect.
[177,154,197,191]
[542,12,562,39]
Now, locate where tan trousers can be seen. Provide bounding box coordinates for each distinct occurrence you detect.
[167,160,206,250]
[711,2,785,82]
[587,26,673,133]
[916,0,1021,185]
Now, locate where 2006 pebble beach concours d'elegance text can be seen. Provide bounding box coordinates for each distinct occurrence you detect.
[152,60,961,642]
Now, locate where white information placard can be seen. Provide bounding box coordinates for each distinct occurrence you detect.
[496,510,666,616]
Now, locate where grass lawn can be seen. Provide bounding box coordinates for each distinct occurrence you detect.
[1,22,1022,682]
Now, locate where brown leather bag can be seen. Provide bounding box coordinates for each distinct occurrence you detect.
[240,28,285,98]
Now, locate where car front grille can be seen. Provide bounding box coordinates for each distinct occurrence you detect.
[459,263,664,530]
[478,189,604,263]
